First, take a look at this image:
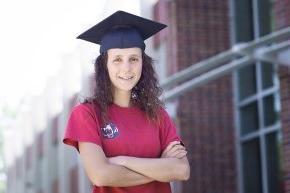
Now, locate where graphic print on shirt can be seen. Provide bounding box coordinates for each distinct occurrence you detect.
[101,123,119,139]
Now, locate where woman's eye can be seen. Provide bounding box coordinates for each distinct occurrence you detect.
[130,58,138,62]
[114,58,121,62]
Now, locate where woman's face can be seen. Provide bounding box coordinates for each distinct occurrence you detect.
[107,47,142,94]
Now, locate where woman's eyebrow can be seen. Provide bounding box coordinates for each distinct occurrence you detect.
[112,55,122,58]
[111,54,141,58]
[130,54,141,57]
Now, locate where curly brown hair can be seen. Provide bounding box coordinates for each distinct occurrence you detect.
[82,51,164,126]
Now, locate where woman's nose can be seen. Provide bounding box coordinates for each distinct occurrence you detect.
[122,60,131,71]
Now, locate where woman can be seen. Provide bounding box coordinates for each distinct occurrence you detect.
[63,10,190,193]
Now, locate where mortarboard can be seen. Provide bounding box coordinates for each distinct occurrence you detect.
[77,10,167,54]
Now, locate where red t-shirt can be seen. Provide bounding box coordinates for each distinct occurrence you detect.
[63,102,182,193]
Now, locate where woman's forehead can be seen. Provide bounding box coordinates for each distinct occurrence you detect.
[107,47,142,57]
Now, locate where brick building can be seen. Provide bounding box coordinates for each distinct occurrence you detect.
[152,0,290,193]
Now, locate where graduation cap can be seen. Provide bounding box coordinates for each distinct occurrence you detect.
[77,10,167,54]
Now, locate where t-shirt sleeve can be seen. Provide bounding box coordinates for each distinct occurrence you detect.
[63,104,102,152]
[159,108,183,151]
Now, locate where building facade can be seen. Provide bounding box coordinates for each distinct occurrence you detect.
[152,0,289,193]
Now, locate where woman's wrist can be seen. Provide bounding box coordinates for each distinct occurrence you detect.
[118,156,127,166]
[108,156,127,166]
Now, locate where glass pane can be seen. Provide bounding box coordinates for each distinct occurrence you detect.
[263,94,279,127]
[238,64,257,100]
[242,139,263,193]
[266,132,284,193]
[234,0,254,42]
[257,0,274,36]
[261,62,274,89]
[240,101,259,135]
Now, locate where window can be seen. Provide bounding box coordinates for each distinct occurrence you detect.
[242,139,262,193]
[266,132,284,193]
[263,94,279,127]
[240,101,259,135]
[238,64,257,100]
[232,0,283,193]
[261,62,275,89]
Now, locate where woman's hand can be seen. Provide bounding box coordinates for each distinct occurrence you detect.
[161,141,187,159]
[106,141,190,182]
[109,140,187,164]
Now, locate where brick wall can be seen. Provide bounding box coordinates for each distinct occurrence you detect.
[274,0,290,30]
[279,69,290,192]
[155,0,237,193]
[275,0,290,192]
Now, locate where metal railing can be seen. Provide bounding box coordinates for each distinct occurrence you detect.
[161,26,290,102]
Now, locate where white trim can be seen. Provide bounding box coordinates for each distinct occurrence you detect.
[256,41,290,65]
[229,0,243,192]
[240,122,281,142]
[238,87,278,107]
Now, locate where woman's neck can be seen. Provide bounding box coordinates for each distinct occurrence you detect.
[113,90,132,107]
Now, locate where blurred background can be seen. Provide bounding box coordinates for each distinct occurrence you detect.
[0,0,290,193]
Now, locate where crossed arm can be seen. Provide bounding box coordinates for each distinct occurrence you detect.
[79,141,190,187]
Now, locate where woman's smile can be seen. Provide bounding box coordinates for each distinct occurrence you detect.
[118,76,134,80]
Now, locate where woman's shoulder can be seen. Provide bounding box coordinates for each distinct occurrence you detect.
[157,106,174,123]
[157,105,168,116]
[71,101,101,116]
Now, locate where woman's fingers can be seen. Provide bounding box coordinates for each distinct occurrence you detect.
[162,141,181,157]
[167,145,186,155]
[161,141,188,159]
[175,150,187,159]
[162,143,187,159]
[163,141,181,153]
[167,148,187,159]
